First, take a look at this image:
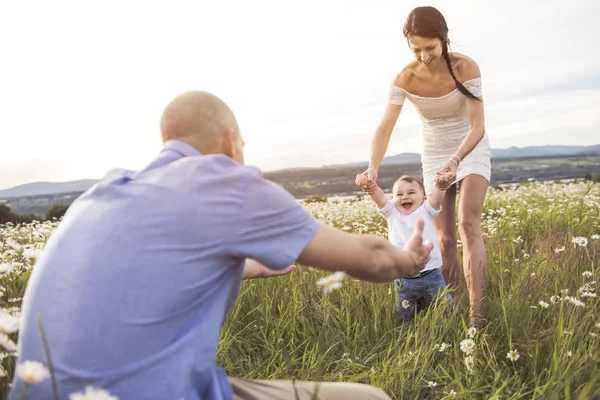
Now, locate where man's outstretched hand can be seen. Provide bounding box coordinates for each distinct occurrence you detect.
[242,259,296,280]
[402,219,434,276]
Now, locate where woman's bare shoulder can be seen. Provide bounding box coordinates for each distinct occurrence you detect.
[392,61,420,89]
[452,53,481,82]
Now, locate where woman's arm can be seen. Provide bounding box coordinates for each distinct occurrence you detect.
[366,103,403,180]
[438,59,486,180]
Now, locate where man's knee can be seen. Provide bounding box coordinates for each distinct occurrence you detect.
[319,382,391,400]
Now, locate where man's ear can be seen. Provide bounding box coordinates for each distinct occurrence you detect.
[222,128,236,159]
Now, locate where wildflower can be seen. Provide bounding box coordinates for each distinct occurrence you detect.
[460,339,475,355]
[572,237,588,247]
[554,246,566,253]
[464,355,474,373]
[468,327,477,339]
[22,248,42,260]
[16,361,50,384]
[566,296,585,307]
[582,271,593,278]
[0,312,19,334]
[506,349,520,362]
[427,381,437,388]
[316,272,345,294]
[69,386,119,400]
[434,343,450,352]
[402,300,410,309]
[0,333,17,352]
[591,234,599,240]
[539,301,550,308]
[567,350,572,357]
[0,263,15,275]
[6,239,21,251]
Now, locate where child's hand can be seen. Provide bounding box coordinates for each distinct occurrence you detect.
[435,172,452,190]
[355,174,369,187]
[355,174,377,194]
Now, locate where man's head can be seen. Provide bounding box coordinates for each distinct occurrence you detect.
[392,175,426,214]
[160,91,245,163]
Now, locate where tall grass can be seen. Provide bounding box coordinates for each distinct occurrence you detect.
[1,181,599,399]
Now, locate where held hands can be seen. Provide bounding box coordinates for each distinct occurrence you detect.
[403,219,434,276]
[355,172,378,194]
[435,157,459,190]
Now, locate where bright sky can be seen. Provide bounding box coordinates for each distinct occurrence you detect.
[1,0,599,190]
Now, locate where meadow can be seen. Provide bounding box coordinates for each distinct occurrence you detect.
[0,181,599,399]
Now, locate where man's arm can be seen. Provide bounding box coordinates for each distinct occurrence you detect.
[297,220,432,283]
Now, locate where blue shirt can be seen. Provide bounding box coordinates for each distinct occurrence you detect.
[11,141,320,400]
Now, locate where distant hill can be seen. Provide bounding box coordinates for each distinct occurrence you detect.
[324,145,600,168]
[491,145,600,158]
[1,144,599,200]
[0,180,97,199]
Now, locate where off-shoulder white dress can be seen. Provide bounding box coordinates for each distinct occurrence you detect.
[388,77,491,195]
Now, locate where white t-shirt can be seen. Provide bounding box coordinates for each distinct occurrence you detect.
[377,200,442,274]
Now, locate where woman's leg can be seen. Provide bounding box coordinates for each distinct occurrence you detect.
[432,183,460,299]
[457,175,489,320]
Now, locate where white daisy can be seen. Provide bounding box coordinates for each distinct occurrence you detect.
[69,386,119,400]
[16,361,50,384]
[316,272,345,294]
[506,349,520,362]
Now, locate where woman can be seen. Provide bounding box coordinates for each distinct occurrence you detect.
[357,6,490,321]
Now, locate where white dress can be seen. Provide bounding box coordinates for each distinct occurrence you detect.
[388,77,492,195]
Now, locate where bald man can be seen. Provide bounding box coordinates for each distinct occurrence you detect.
[11,91,433,400]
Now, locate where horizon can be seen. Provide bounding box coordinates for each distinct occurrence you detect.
[1,0,599,190]
[2,143,600,192]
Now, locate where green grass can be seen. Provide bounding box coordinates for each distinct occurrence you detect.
[1,181,600,399]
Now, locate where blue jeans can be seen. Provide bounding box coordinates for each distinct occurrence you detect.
[394,268,452,322]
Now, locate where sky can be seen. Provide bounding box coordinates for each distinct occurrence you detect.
[1,0,599,190]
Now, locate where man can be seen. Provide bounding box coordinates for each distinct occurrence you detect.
[11,91,433,400]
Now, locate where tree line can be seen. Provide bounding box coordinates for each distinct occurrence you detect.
[0,204,69,224]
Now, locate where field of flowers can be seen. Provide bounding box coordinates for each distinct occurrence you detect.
[1,181,599,399]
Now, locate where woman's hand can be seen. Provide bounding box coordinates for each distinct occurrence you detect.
[355,173,377,194]
[436,159,457,189]
[362,165,378,182]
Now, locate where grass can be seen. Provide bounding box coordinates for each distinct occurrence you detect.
[1,181,599,399]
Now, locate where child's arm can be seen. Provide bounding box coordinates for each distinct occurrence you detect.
[356,174,389,209]
[429,173,448,211]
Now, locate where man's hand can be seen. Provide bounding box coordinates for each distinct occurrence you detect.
[242,259,296,280]
[402,219,434,276]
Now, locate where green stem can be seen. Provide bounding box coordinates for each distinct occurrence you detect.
[19,384,28,400]
[37,316,59,400]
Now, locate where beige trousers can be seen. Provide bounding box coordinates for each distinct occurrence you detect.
[229,377,391,400]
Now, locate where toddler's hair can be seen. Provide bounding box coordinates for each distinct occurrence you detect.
[393,175,426,194]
